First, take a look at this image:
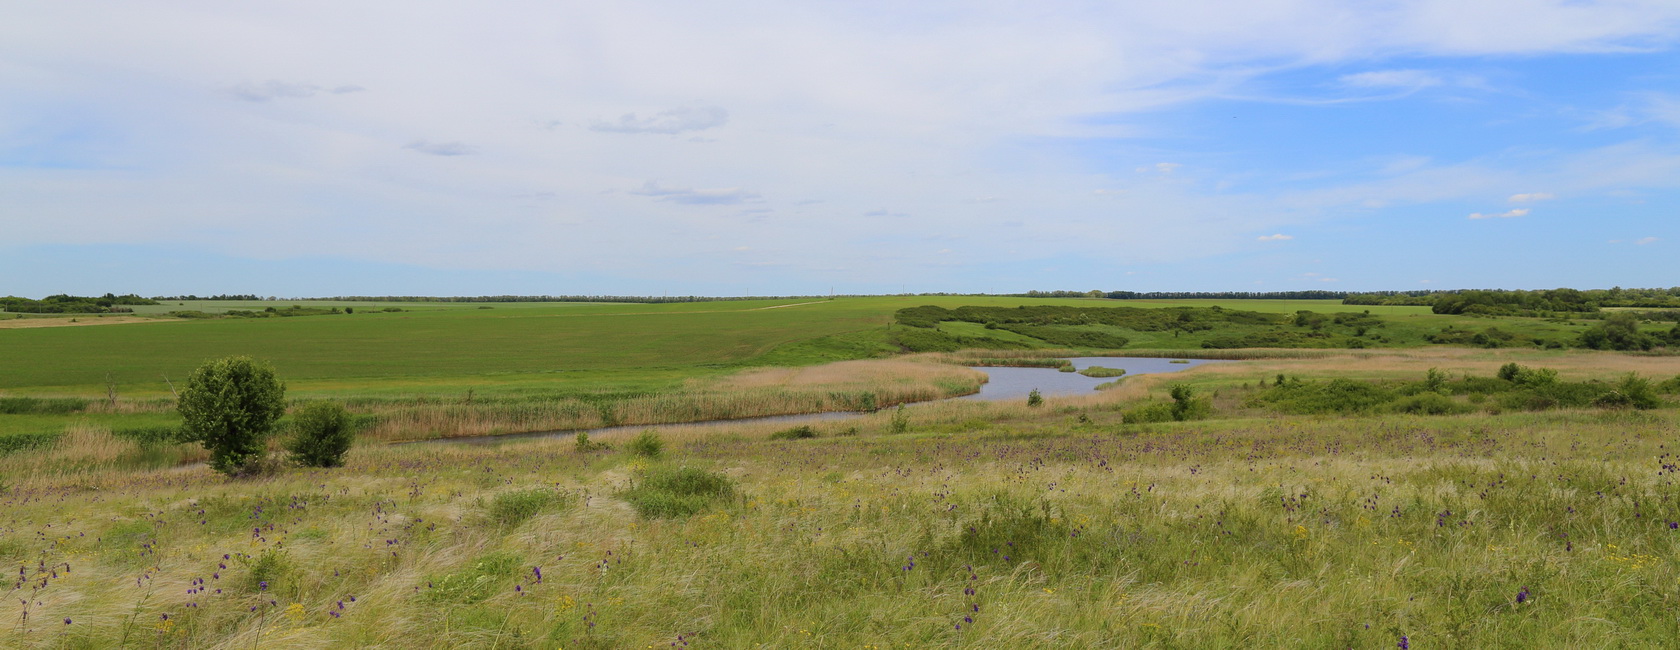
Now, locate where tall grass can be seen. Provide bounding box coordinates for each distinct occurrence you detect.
[4,403,1678,648]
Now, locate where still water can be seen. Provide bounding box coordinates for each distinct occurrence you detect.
[413,356,1225,445]
[961,356,1223,401]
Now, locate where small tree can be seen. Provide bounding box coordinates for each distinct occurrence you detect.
[1027,388,1044,407]
[287,401,354,467]
[178,356,287,476]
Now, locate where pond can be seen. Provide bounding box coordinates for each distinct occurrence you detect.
[411,356,1227,445]
[960,356,1224,401]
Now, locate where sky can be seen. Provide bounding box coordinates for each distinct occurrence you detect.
[3,0,1680,298]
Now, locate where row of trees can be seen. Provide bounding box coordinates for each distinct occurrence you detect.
[0,293,158,313]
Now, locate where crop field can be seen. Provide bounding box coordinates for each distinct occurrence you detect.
[3,298,1680,648]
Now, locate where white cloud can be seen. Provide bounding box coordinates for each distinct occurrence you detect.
[1256,234,1294,241]
[223,80,363,102]
[403,141,477,156]
[1468,208,1530,219]
[1338,69,1443,90]
[589,107,728,135]
[1508,192,1555,203]
[630,181,759,206]
[1636,236,1659,245]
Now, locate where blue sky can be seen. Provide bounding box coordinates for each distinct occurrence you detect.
[3,1,1679,298]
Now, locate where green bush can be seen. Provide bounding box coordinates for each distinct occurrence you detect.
[574,431,611,452]
[1121,402,1175,424]
[177,356,288,476]
[627,429,665,458]
[1248,378,1394,415]
[0,397,89,415]
[487,487,573,527]
[287,401,355,468]
[1027,389,1044,407]
[240,549,290,595]
[1389,393,1473,415]
[423,552,522,604]
[890,404,910,434]
[1592,374,1662,410]
[769,425,818,440]
[621,465,735,518]
[0,432,61,456]
[1168,384,1211,421]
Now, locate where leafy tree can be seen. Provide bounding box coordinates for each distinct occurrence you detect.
[287,401,355,467]
[1580,312,1658,351]
[178,356,286,476]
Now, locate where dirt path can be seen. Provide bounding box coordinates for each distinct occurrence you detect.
[0,316,184,329]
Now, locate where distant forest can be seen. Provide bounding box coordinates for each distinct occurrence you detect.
[0,294,158,314]
[1021,287,1680,315]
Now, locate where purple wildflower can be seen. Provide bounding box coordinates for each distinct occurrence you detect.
[1398,636,1409,650]
[1516,587,1529,604]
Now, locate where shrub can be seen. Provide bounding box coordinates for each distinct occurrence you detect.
[423,552,522,604]
[1168,384,1211,421]
[1027,389,1044,407]
[1592,374,1662,410]
[769,425,818,440]
[1659,374,1680,395]
[241,549,290,595]
[621,465,735,518]
[628,429,665,458]
[1389,393,1473,415]
[574,431,610,452]
[0,397,89,415]
[178,356,287,476]
[1121,402,1176,424]
[0,432,60,456]
[890,404,910,434]
[287,401,355,468]
[487,487,572,527]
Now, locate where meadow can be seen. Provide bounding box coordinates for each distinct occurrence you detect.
[3,298,1679,648]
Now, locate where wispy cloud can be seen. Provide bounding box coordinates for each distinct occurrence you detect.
[1468,208,1530,220]
[631,181,758,205]
[1256,233,1293,241]
[1508,192,1556,203]
[404,141,477,156]
[590,107,728,135]
[1637,236,1659,245]
[224,81,363,102]
[1339,69,1443,91]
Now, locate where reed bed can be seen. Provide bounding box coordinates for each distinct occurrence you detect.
[358,359,986,442]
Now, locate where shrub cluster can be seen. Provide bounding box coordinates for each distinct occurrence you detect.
[620,465,736,518]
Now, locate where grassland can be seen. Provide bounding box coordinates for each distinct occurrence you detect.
[4,297,1680,646]
[3,348,1679,648]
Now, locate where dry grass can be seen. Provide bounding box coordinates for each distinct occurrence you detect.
[6,402,1678,648]
[360,359,985,442]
